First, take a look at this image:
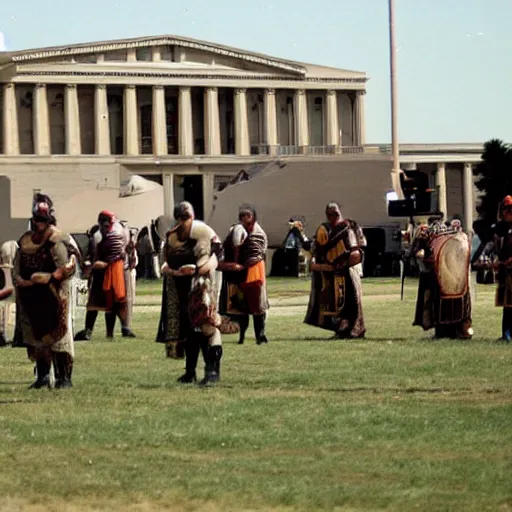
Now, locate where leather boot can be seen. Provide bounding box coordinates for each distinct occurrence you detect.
[254,314,268,344]
[502,308,512,343]
[74,311,98,341]
[52,352,61,384]
[55,352,73,389]
[105,311,116,338]
[117,303,136,338]
[121,327,137,338]
[199,345,223,387]
[177,333,200,383]
[74,328,92,341]
[29,355,51,389]
[237,315,249,345]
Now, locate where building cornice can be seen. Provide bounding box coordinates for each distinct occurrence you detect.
[0,153,390,168]
[8,36,307,76]
[11,69,367,84]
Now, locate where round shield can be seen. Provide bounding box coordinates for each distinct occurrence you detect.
[431,231,470,297]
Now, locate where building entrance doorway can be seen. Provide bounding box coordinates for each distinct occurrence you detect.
[178,175,204,220]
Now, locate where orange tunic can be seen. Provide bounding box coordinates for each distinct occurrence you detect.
[103,259,126,309]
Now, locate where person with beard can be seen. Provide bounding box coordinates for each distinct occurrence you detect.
[156,201,223,385]
[13,194,77,388]
[304,201,366,339]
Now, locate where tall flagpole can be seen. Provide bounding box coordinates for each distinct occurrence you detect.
[389,0,403,198]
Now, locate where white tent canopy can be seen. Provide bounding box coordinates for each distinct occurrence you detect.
[57,175,164,233]
[209,157,395,247]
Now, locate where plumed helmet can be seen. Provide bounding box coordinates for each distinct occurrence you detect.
[31,193,56,225]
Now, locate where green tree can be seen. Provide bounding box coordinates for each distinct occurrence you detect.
[472,139,512,239]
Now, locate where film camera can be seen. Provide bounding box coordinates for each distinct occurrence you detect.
[387,170,440,218]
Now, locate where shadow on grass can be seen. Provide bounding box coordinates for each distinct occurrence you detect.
[317,386,475,394]
[279,336,412,342]
[137,383,236,390]
[0,398,38,404]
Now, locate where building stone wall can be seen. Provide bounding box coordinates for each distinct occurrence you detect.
[0,160,120,218]
[209,156,394,246]
[0,176,29,241]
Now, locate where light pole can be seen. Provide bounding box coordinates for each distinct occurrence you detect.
[388,0,404,198]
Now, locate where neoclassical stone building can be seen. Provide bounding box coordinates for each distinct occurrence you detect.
[0,34,368,236]
[0,34,492,249]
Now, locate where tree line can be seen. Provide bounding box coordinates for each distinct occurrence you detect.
[473,139,512,241]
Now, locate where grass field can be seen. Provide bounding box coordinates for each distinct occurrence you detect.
[0,277,511,511]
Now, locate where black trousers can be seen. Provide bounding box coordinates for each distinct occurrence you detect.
[236,313,266,343]
[502,308,512,338]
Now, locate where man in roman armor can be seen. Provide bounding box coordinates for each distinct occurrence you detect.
[304,202,366,339]
[476,195,512,342]
[75,211,137,340]
[156,201,223,386]
[493,196,512,341]
[13,194,78,388]
[410,216,473,339]
[218,205,269,345]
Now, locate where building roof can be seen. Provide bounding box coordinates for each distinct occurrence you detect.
[0,34,367,81]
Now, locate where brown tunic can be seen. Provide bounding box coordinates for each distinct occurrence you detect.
[13,226,76,354]
[304,220,365,338]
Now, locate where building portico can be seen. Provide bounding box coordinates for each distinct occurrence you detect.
[0,35,367,161]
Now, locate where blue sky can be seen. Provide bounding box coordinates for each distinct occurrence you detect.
[0,0,510,144]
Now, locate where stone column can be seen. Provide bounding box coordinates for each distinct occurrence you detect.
[94,84,111,155]
[353,90,366,146]
[325,90,339,147]
[204,87,221,155]
[127,48,137,62]
[33,84,51,156]
[123,85,139,155]
[234,88,250,156]
[202,172,215,222]
[64,84,81,155]
[463,163,474,232]
[3,83,20,155]
[264,88,278,152]
[152,85,168,155]
[294,89,309,147]
[162,172,175,218]
[436,162,448,219]
[152,47,162,62]
[178,86,194,156]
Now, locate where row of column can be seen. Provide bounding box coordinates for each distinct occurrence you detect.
[3,83,85,156]
[435,162,474,232]
[2,83,366,156]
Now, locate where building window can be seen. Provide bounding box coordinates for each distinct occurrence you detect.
[136,48,152,61]
[105,50,127,61]
[74,54,97,63]
[161,45,174,61]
